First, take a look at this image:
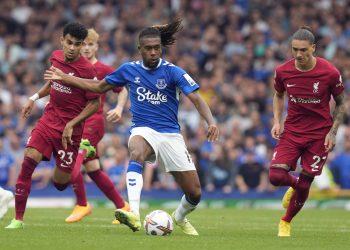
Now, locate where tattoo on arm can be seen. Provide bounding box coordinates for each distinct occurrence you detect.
[330,92,346,135]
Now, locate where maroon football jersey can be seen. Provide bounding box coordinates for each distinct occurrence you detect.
[39,50,100,136]
[274,57,344,139]
[84,61,122,129]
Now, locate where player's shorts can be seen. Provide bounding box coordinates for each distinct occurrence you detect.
[81,119,104,164]
[270,131,328,176]
[129,127,196,172]
[26,122,81,173]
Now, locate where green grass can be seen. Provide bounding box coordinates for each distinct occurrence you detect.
[1,207,349,250]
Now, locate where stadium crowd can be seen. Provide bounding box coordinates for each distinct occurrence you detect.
[1,0,350,193]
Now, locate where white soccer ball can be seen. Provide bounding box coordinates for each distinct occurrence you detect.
[143,210,173,236]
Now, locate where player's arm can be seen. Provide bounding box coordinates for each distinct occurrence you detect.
[62,98,100,149]
[106,87,128,123]
[186,91,219,142]
[22,81,51,119]
[44,66,113,93]
[271,91,285,140]
[324,92,346,152]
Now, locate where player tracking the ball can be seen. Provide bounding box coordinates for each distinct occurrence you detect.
[269,26,346,237]
[6,22,100,229]
[44,18,219,236]
[65,28,129,224]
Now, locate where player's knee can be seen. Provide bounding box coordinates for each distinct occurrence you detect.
[24,148,42,163]
[129,149,146,163]
[269,166,288,186]
[53,181,68,191]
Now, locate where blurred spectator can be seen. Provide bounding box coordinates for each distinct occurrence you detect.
[235,151,268,193]
[330,133,350,189]
[0,137,16,187]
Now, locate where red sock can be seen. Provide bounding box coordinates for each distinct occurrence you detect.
[269,167,297,189]
[15,156,38,221]
[282,173,314,222]
[71,149,86,182]
[88,169,125,208]
[71,172,87,206]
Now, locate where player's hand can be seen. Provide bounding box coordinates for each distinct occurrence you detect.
[62,123,73,150]
[271,123,281,140]
[44,66,64,81]
[324,131,336,152]
[21,99,34,119]
[106,106,123,123]
[207,124,219,142]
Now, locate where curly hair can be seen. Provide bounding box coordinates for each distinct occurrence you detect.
[63,22,88,41]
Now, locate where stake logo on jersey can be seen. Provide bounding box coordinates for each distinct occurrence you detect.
[105,58,200,133]
[136,86,167,104]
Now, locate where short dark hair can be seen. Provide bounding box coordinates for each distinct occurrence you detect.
[63,22,88,41]
[292,25,315,44]
[138,18,183,48]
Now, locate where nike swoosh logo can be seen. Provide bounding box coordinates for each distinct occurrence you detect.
[286,84,296,87]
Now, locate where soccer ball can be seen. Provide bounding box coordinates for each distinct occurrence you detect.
[143,210,173,236]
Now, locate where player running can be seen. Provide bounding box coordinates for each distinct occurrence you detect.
[66,28,129,224]
[6,22,100,229]
[269,26,346,237]
[44,18,219,236]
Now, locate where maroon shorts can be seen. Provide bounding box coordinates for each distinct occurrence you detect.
[26,122,82,173]
[270,132,328,176]
[81,122,104,164]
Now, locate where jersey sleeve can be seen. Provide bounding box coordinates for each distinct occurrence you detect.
[171,66,199,95]
[105,63,128,87]
[329,68,344,97]
[84,67,100,100]
[274,69,285,93]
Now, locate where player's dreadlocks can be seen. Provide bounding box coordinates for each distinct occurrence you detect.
[292,25,315,44]
[138,18,183,47]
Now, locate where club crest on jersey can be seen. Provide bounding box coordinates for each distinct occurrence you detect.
[134,77,141,84]
[156,79,167,89]
[313,82,319,93]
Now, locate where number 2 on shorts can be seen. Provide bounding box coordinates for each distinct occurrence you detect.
[310,155,327,172]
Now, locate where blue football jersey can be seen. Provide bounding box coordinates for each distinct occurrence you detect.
[105,59,199,133]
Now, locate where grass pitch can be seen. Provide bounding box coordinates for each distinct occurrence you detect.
[1,207,349,250]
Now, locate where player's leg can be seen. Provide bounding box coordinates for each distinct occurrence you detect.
[0,187,14,220]
[268,134,303,236]
[281,138,326,231]
[65,139,96,223]
[86,159,125,209]
[114,134,154,232]
[171,170,200,236]
[6,147,42,229]
[84,159,129,225]
[52,167,71,191]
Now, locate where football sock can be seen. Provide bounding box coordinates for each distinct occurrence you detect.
[72,172,87,206]
[15,156,38,221]
[282,173,314,222]
[71,149,86,182]
[174,195,198,222]
[88,169,125,208]
[269,167,297,189]
[126,161,143,216]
